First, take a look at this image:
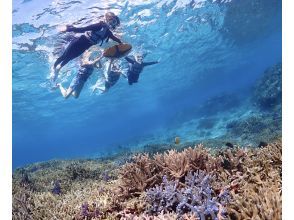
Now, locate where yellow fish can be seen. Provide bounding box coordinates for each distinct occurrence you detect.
[174,137,180,144]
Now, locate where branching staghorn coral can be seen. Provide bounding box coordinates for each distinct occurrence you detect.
[12,188,35,220]
[153,145,218,180]
[145,172,230,219]
[228,179,281,220]
[119,154,162,195]
[119,144,220,196]
[226,141,282,220]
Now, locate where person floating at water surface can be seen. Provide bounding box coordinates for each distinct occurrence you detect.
[51,12,122,82]
[57,50,102,99]
[125,53,159,85]
[92,59,122,93]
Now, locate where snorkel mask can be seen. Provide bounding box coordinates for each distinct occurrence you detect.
[105,12,120,30]
[135,54,143,63]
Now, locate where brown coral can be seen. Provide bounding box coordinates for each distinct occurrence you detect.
[119,144,219,195]
[119,154,162,195]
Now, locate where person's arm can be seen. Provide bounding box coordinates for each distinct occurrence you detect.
[66,22,103,33]
[125,56,135,64]
[108,31,122,44]
[143,61,159,67]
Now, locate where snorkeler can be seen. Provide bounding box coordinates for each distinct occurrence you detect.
[125,54,159,85]
[92,59,122,93]
[57,50,102,99]
[51,12,122,82]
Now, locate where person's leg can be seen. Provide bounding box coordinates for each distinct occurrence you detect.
[101,82,111,93]
[58,74,80,99]
[54,37,80,69]
[72,82,85,99]
[54,36,92,70]
[58,84,74,99]
[53,56,64,69]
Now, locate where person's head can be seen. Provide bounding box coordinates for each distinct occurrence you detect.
[135,54,144,63]
[105,12,120,30]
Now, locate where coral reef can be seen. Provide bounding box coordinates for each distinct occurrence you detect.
[51,180,61,195]
[146,172,230,219]
[225,113,281,146]
[74,202,101,220]
[119,141,282,219]
[222,63,282,146]
[12,140,282,220]
[253,63,282,110]
[226,142,282,219]
[118,145,218,195]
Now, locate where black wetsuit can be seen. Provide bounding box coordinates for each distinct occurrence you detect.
[125,57,158,85]
[54,21,122,70]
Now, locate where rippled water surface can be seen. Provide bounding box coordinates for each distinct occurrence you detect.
[13,0,282,168]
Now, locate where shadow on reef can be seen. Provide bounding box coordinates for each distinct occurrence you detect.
[12,140,282,219]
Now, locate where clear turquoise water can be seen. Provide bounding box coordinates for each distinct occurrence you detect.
[12,0,282,168]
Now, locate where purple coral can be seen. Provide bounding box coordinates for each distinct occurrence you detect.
[146,171,230,219]
[146,176,179,213]
[51,180,61,195]
[75,202,100,220]
[101,170,111,182]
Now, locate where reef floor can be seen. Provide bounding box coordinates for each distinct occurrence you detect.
[13,138,281,220]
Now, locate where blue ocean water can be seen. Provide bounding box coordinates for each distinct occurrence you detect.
[12,0,282,169]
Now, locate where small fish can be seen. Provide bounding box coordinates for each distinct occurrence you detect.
[225,142,234,148]
[174,137,180,144]
[257,141,268,148]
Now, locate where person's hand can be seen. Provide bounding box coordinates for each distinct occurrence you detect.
[59,25,74,32]
[57,25,67,32]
